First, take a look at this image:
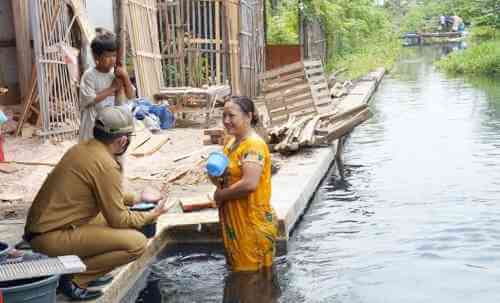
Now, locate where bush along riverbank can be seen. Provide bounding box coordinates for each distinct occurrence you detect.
[436,32,500,76]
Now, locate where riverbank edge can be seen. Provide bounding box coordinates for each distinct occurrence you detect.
[84,68,386,303]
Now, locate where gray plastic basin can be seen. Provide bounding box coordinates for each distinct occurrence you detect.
[0,275,59,303]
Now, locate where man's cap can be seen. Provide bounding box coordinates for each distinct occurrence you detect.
[95,106,134,135]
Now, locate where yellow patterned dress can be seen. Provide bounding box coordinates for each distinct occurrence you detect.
[221,134,278,271]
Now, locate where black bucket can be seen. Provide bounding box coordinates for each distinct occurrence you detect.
[129,203,157,239]
[0,275,59,303]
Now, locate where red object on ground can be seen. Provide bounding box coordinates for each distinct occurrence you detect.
[0,135,4,162]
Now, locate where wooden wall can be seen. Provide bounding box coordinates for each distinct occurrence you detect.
[302,18,327,63]
[0,1,20,105]
[265,44,301,70]
[157,0,265,97]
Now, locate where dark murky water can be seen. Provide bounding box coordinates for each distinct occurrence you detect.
[131,45,500,302]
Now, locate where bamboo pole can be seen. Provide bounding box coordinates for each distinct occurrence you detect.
[11,0,32,102]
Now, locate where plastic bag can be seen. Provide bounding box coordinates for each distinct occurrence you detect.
[0,110,7,125]
[132,98,175,129]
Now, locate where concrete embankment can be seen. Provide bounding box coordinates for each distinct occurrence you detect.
[67,68,386,303]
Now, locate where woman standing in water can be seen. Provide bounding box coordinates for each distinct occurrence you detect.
[213,96,278,272]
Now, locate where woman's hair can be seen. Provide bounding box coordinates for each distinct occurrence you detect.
[230,96,259,127]
[90,32,117,57]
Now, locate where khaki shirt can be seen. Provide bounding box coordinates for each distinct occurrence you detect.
[25,139,155,234]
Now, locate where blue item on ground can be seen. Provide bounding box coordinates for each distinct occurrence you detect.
[0,110,7,125]
[206,152,229,177]
[132,98,175,129]
[149,105,175,129]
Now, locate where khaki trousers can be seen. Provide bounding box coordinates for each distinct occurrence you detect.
[30,214,147,287]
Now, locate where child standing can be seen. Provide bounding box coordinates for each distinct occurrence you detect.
[79,32,135,142]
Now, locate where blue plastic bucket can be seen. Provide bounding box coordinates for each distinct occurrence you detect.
[206,152,229,177]
[0,275,59,303]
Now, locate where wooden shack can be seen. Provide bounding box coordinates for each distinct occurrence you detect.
[1,0,93,141]
[157,0,266,97]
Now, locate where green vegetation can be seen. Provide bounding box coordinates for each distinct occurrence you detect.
[393,0,500,76]
[436,39,500,75]
[266,0,401,79]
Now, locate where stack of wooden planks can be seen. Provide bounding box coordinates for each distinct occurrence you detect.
[202,128,225,145]
[258,61,318,126]
[269,104,372,154]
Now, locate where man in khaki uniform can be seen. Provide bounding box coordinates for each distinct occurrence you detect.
[24,107,169,301]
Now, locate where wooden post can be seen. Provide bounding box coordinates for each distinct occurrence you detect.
[224,0,241,95]
[115,0,128,104]
[11,0,32,103]
[298,0,305,61]
[335,138,345,180]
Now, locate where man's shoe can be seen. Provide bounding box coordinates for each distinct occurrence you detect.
[88,274,114,288]
[58,275,103,301]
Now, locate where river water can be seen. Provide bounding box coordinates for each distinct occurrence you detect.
[132,45,500,303]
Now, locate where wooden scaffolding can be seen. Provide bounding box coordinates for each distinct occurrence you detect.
[157,0,265,97]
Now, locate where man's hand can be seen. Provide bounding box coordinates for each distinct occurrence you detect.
[140,187,162,204]
[150,198,170,219]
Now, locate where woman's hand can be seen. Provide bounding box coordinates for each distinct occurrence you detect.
[213,188,225,207]
[208,174,221,187]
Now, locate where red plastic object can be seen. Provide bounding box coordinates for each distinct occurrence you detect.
[0,135,4,162]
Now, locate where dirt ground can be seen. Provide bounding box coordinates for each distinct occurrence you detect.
[1,126,211,219]
[0,109,289,247]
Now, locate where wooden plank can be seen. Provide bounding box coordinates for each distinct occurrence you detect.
[270,116,289,125]
[271,102,316,118]
[131,135,169,157]
[261,78,308,94]
[11,0,32,100]
[261,71,305,88]
[299,115,322,146]
[303,60,322,68]
[258,61,304,80]
[179,195,215,212]
[263,82,310,100]
[129,128,153,152]
[0,192,23,201]
[304,67,324,77]
[306,75,327,85]
[322,108,372,143]
[0,163,19,174]
[266,92,312,110]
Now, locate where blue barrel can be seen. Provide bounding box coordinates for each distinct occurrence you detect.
[0,275,59,303]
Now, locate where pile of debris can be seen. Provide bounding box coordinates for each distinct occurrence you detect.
[202,128,225,145]
[268,104,371,154]
[258,60,376,155]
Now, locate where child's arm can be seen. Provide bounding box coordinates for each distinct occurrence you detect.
[80,72,121,108]
[95,79,121,103]
[115,67,135,99]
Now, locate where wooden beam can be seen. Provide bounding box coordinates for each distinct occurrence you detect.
[11,0,32,101]
[0,40,16,47]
